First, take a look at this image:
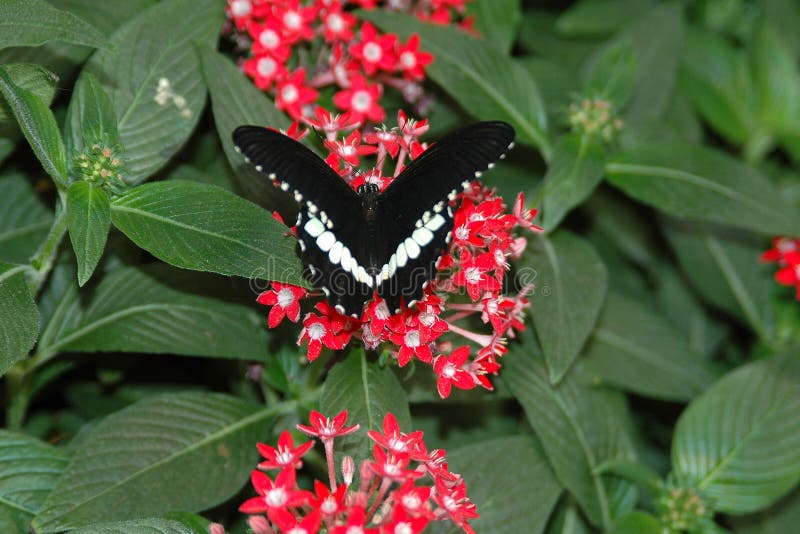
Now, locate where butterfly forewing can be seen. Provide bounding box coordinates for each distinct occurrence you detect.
[374,122,516,312]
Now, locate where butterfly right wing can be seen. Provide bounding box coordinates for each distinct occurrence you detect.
[233,126,373,315]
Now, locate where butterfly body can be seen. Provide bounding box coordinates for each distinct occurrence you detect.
[233,121,515,317]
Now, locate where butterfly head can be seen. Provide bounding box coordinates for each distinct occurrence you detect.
[357,183,380,196]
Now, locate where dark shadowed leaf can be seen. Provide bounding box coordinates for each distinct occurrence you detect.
[69,518,194,534]
[465,0,521,54]
[0,0,110,50]
[64,71,120,159]
[0,64,57,124]
[556,0,655,36]
[0,173,53,263]
[0,262,39,376]
[583,37,638,107]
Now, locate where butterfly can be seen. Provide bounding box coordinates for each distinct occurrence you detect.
[232,121,515,317]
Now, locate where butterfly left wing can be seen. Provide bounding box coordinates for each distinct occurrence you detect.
[374,122,516,313]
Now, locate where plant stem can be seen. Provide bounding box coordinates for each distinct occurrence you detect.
[29,191,68,294]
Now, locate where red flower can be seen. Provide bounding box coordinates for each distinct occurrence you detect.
[296,410,361,439]
[331,506,379,534]
[303,107,361,137]
[391,479,433,517]
[452,250,500,301]
[333,74,385,123]
[395,34,433,80]
[277,0,317,41]
[368,413,424,456]
[273,509,321,534]
[276,68,318,120]
[310,480,347,517]
[433,478,479,534]
[433,346,475,398]
[257,430,315,470]
[257,282,307,328]
[321,4,357,42]
[369,445,423,481]
[512,192,542,233]
[390,325,432,367]
[350,23,397,75]
[382,507,430,534]
[243,55,288,90]
[298,313,343,361]
[227,0,254,29]
[363,126,402,158]
[397,110,429,139]
[325,130,377,167]
[248,18,292,61]
[239,468,311,523]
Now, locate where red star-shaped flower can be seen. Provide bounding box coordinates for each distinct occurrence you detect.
[333,74,385,123]
[248,18,292,61]
[243,54,288,91]
[239,468,311,524]
[453,250,500,301]
[257,282,307,328]
[349,22,397,75]
[296,410,361,440]
[433,346,475,398]
[257,430,315,470]
[276,68,318,120]
[298,313,343,361]
[367,413,424,456]
[324,130,377,167]
[395,34,433,81]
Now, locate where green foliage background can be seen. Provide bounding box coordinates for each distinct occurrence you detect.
[0,0,799,532]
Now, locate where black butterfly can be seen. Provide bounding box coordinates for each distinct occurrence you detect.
[232,121,515,317]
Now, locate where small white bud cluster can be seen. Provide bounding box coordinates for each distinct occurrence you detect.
[154,77,192,118]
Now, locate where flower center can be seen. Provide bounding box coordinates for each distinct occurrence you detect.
[351,90,372,112]
[276,449,294,465]
[402,493,422,510]
[464,267,481,284]
[404,330,421,347]
[257,57,277,77]
[346,527,365,534]
[394,523,413,534]
[281,84,299,103]
[455,225,470,240]
[321,495,338,515]
[778,238,797,253]
[442,363,457,378]
[400,51,416,68]
[307,322,326,340]
[230,0,252,17]
[419,312,435,327]
[265,487,287,507]
[259,29,280,49]
[327,13,344,32]
[287,528,308,534]
[388,436,407,453]
[283,11,302,29]
[363,42,383,62]
[341,145,356,156]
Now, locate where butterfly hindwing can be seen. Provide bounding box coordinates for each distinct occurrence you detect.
[374,122,516,312]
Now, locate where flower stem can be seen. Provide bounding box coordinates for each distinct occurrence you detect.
[29,191,68,294]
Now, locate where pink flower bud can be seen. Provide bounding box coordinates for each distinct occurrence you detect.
[342,455,355,486]
[208,523,226,534]
[247,515,272,534]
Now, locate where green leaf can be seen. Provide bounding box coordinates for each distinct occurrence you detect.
[362,11,551,159]
[320,351,411,467]
[583,37,638,107]
[85,0,224,183]
[540,134,606,230]
[504,333,636,529]
[69,518,194,534]
[0,66,67,188]
[446,436,562,534]
[66,182,110,286]
[593,459,661,492]
[197,47,291,211]
[0,262,39,375]
[622,3,684,122]
[0,64,57,124]
[662,219,774,341]
[672,352,800,514]
[35,265,268,361]
[524,232,607,383]
[582,292,716,401]
[607,144,800,236]
[679,29,754,146]
[0,431,68,530]
[33,392,274,532]
[556,0,655,36]
[608,511,662,534]
[464,0,521,54]
[517,57,580,116]
[0,0,110,51]
[751,22,800,138]
[731,487,800,533]
[110,180,306,285]
[64,71,120,159]
[0,172,53,263]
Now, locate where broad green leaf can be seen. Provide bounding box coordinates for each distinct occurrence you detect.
[525,231,607,383]
[607,144,800,236]
[583,37,638,107]
[593,459,661,492]
[70,518,194,534]
[540,134,606,230]
[0,431,68,532]
[672,352,800,514]
[85,0,224,183]
[505,333,636,529]
[161,511,211,534]
[320,351,411,466]
[0,173,53,263]
[0,0,110,51]
[517,57,580,116]
[679,29,754,146]
[446,436,562,534]
[763,0,800,56]
[0,66,67,188]
[35,265,268,361]
[464,0,521,54]
[0,262,39,375]
[197,47,291,211]
[548,500,594,534]
[556,0,655,36]
[0,64,57,123]
[751,22,800,138]
[64,71,120,159]
[622,3,684,122]
[362,11,551,159]
[584,189,656,269]
[518,11,597,67]
[732,487,800,533]
[33,392,274,532]
[583,293,716,401]
[167,164,234,192]
[110,180,306,285]
[662,219,774,341]
[66,182,110,286]
[608,511,661,534]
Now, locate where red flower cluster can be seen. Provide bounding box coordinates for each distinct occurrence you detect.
[225,0,472,123]
[256,112,542,397]
[762,236,800,298]
[237,411,478,533]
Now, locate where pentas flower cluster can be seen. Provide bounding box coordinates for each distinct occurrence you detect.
[235,411,478,533]
[225,0,472,123]
[256,112,541,398]
[761,236,800,298]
